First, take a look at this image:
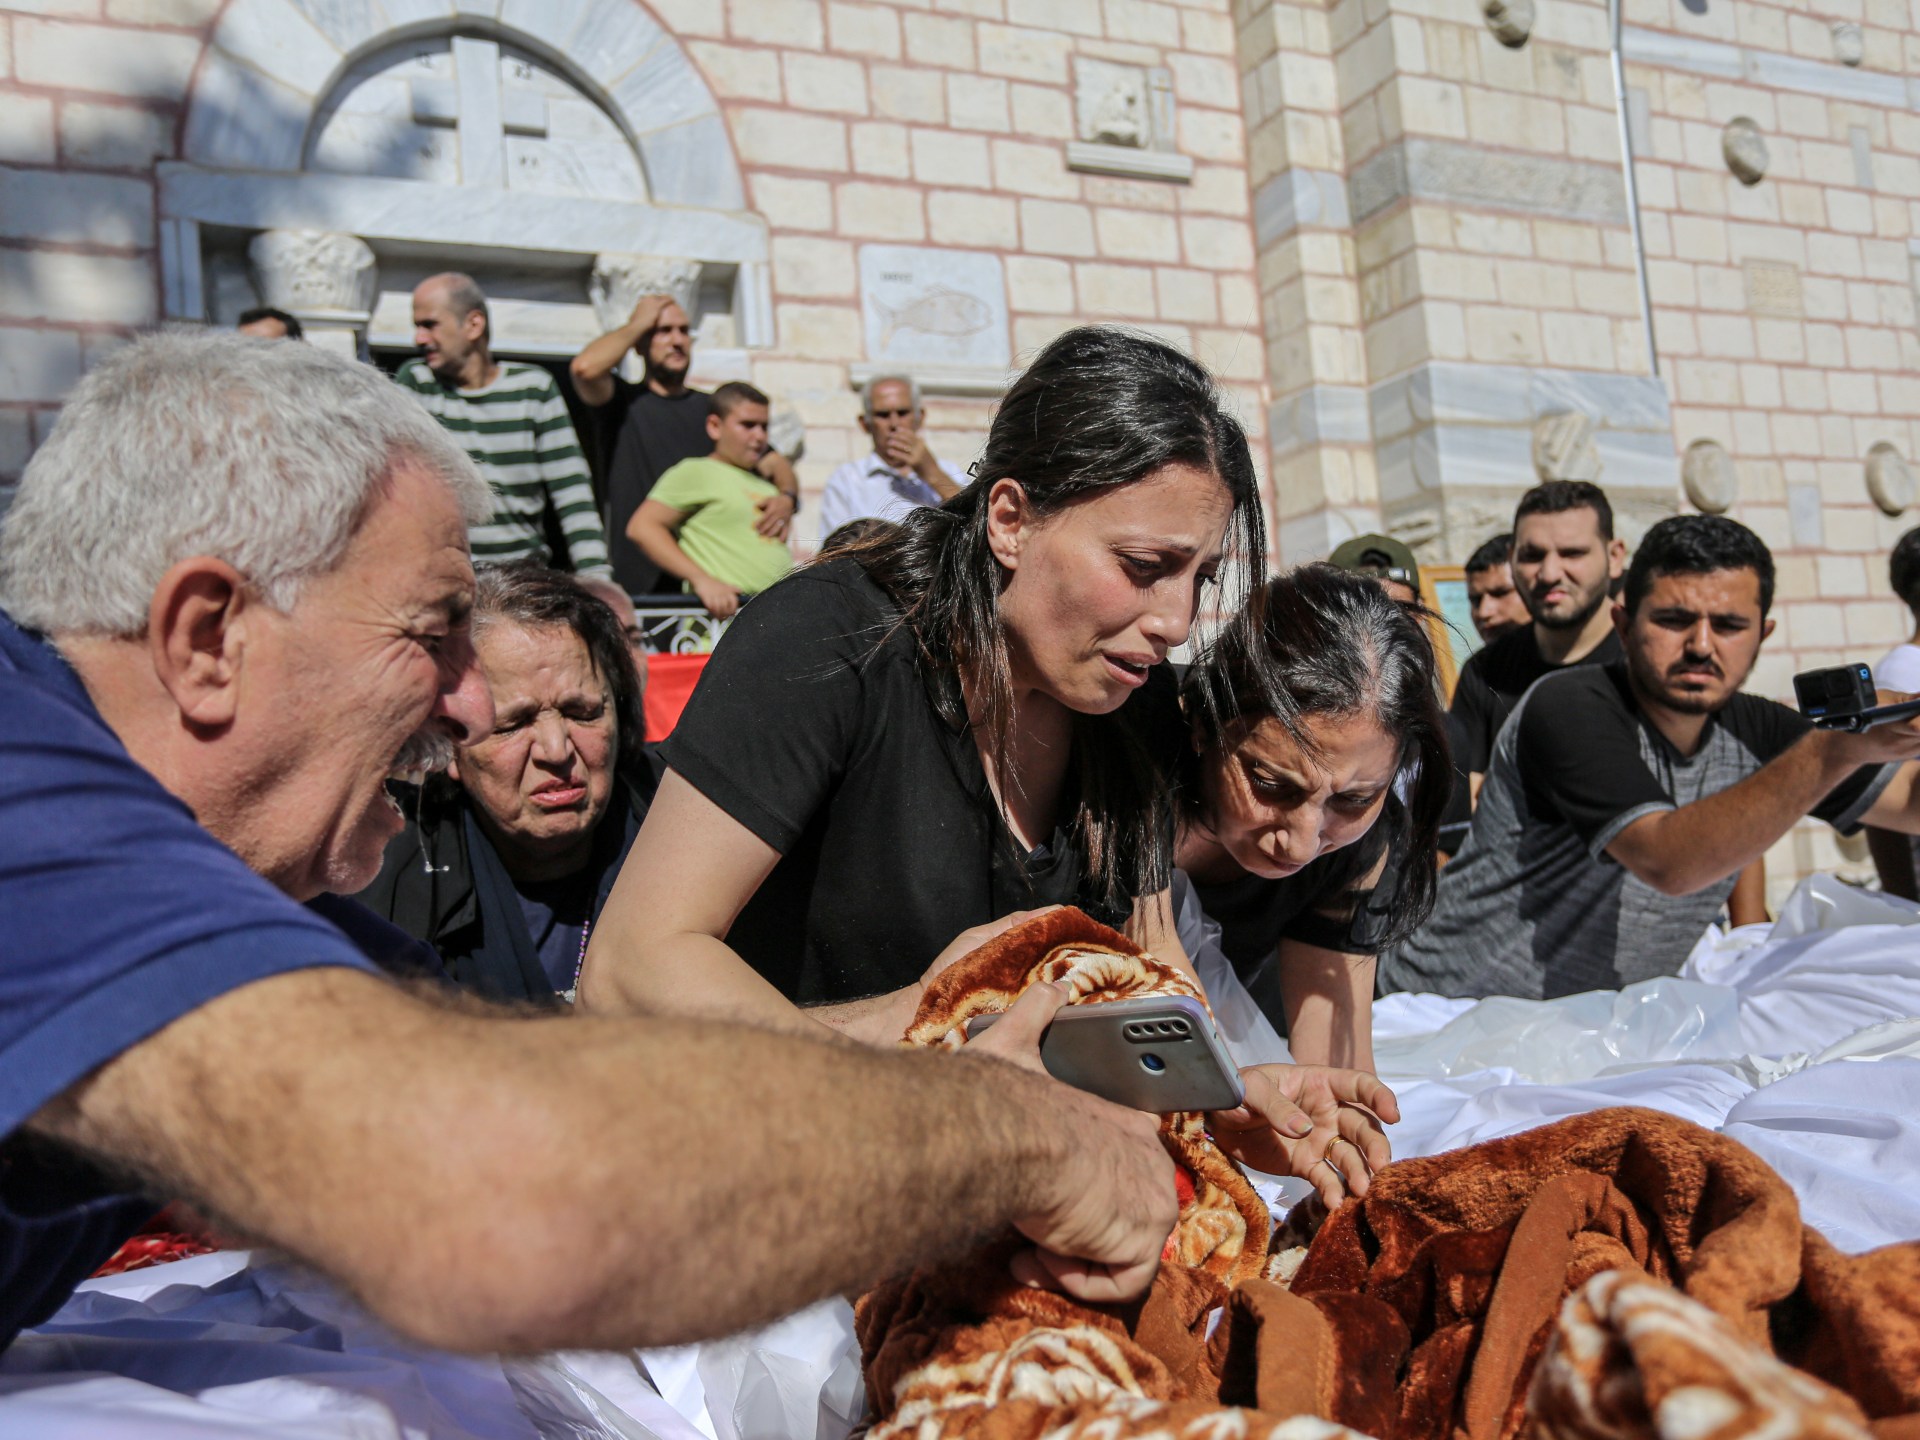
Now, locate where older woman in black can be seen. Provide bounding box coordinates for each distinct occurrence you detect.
[1177,565,1451,1075]
[359,563,653,1001]
[581,328,1396,1206]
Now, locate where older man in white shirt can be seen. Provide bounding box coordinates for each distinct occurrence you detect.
[818,375,967,540]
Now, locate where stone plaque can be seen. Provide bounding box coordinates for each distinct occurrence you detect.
[1531,410,1602,482]
[1483,0,1534,48]
[1867,442,1916,517]
[1682,439,1738,515]
[859,245,1010,370]
[1073,57,1174,151]
[1722,117,1769,186]
[1744,260,1803,318]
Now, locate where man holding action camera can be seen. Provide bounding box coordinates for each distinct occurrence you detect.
[1380,515,1920,1001]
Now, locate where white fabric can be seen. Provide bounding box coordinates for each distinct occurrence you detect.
[0,1250,699,1440]
[1372,978,1743,1085]
[1722,1058,1920,1254]
[1375,877,1920,1250]
[1874,641,1920,693]
[1682,920,1920,1060]
[815,452,966,539]
[13,873,1920,1438]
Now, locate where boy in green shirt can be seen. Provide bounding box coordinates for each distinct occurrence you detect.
[628,382,795,617]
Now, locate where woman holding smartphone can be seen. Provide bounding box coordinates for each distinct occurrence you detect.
[1176,565,1451,1074]
[580,328,1394,1205]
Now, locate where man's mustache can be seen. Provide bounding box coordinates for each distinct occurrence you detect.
[1668,660,1722,681]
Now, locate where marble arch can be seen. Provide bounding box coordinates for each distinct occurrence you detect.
[159,0,769,354]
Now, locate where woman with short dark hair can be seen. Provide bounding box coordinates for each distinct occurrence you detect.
[582,328,1396,1207]
[1176,564,1451,1073]
[357,562,653,1001]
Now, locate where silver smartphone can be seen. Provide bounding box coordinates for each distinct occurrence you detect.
[965,994,1246,1114]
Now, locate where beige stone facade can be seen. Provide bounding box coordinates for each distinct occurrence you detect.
[2,0,1917,895]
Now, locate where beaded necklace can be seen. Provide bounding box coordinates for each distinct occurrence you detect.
[566,917,592,1000]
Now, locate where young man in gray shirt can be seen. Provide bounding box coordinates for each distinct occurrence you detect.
[1380,515,1920,1000]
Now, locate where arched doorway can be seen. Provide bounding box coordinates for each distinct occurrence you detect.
[159,0,769,365]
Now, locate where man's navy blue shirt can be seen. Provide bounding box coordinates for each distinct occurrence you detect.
[0,609,382,1349]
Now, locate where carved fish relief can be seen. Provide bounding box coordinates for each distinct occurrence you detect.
[872,286,994,350]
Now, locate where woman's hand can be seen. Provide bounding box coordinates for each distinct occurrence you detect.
[919,905,1066,989]
[1208,1065,1399,1209]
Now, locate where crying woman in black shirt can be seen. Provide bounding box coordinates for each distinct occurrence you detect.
[578,327,1399,1207]
[1176,565,1451,1074]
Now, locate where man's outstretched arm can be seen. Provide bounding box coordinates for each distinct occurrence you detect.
[29,966,1175,1353]
[1607,723,1920,895]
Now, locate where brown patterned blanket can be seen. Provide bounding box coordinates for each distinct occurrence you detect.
[856,907,1920,1440]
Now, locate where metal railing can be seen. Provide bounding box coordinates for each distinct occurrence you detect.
[631,597,732,655]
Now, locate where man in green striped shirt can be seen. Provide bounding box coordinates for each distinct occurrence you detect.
[397,274,613,582]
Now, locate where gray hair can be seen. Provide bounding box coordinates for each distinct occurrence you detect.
[0,329,490,638]
[860,373,921,416]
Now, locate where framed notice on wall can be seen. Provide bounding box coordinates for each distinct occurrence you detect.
[1421,565,1474,702]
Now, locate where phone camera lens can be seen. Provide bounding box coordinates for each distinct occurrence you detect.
[1140,1053,1166,1074]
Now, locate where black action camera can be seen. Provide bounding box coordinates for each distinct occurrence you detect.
[1794,663,1920,732]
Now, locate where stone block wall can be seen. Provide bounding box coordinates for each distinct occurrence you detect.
[0,0,1272,559]
[1343,0,1676,564]
[0,2,218,480]
[1240,0,1670,568]
[702,0,1269,544]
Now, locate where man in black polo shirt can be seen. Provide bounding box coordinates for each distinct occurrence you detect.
[1450,481,1627,812]
[570,294,799,593]
[1380,515,1920,999]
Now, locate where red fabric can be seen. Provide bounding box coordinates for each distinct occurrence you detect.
[643,653,710,742]
[92,1206,223,1277]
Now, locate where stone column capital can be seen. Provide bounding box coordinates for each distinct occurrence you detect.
[589,254,702,334]
[247,229,378,325]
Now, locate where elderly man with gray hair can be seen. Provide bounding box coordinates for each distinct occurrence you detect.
[0,330,1177,1358]
[817,373,967,541]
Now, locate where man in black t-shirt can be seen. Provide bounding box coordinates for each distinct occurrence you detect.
[1381,515,1920,999]
[1440,482,1627,856]
[1464,532,1530,644]
[570,294,800,593]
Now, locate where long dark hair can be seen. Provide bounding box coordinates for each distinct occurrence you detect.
[835,326,1266,908]
[1181,563,1450,948]
[471,562,646,768]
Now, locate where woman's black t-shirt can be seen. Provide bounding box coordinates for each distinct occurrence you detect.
[1189,797,1406,984]
[660,558,1176,1005]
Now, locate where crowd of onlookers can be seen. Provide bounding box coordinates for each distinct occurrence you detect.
[112,287,1920,1083]
[9,308,1920,1375]
[144,287,1920,1048]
